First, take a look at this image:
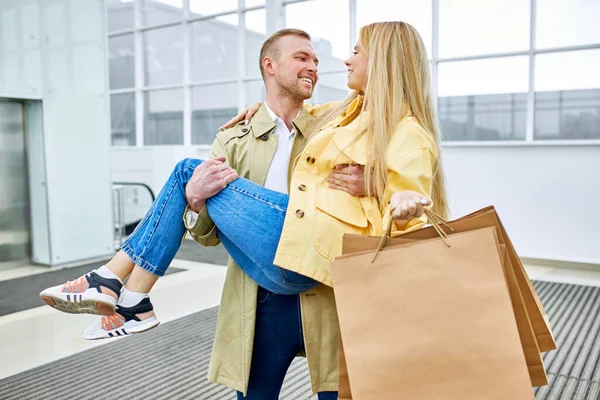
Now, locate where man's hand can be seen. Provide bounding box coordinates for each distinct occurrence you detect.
[185,156,238,213]
[390,190,431,220]
[327,164,373,197]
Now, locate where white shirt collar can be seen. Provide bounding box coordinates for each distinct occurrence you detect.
[264,102,297,138]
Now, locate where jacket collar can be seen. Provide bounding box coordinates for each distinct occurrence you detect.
[338,95,364,127]
[249,104,277,138]
[250,103,317,139]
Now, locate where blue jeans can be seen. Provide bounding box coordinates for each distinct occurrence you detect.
[121,158,319,295]
[237,287,338,400]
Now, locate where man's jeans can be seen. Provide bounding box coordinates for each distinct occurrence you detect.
[121,158,319,295]
[237,287,338,400]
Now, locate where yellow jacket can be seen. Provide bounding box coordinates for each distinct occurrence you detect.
[185,98,436,394]
[275,95,436,286]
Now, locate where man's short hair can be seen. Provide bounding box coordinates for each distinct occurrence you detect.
[259,28,311,79]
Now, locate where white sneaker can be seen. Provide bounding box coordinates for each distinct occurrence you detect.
[39,270,122,315]
[82,298,160,340]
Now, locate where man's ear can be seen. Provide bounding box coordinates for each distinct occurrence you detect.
[262,56,276,76]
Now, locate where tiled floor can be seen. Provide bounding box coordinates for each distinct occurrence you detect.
[0,258,598,381]
[0,259,226,379]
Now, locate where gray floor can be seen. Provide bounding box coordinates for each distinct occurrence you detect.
[0,261,184,317]
[1,281,599,399]
[0,239,221,317]
[175,239,229,266]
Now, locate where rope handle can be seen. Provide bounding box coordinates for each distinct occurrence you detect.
[371,207,454,263]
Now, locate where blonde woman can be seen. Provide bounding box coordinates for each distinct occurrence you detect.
[40,21,446,398]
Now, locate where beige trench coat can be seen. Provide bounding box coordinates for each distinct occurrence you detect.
[184,104,340,395]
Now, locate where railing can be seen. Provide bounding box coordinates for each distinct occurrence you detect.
[112,182,156,250]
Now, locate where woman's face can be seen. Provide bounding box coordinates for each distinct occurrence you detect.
[345,42,368,92]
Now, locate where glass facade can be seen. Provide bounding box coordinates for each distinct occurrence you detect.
[106,0,600,146]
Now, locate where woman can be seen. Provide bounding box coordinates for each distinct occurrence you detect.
[40,20,446,392]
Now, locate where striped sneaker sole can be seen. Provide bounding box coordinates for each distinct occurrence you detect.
[39,289,117,315]
[83,318,160,340]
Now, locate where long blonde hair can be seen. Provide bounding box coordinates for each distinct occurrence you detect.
[309,21,448,219]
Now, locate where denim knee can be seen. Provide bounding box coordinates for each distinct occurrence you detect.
[176,157,202,173]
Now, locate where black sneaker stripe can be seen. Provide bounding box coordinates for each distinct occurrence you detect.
[108,332,114,338]
[115,331,121,336]
[122,329,128,335]
[67,295,71,302]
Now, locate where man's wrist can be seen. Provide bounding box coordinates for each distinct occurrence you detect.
[188,199,206,214]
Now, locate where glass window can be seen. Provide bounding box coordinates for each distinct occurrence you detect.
[106,0,134,32]
[191,15,239,82]
[245,80,266,106]
[534,89,600,140]
[190,0,238,16]
[535,49,600,92]
[191,84,238,144]
[536,0,600,49]
[245,0,265,7]
[438,93,527,141]
[141,0,183,27]
[143,25,184,86]
[439,0,529,59]
[144,88,184,145]
[108,34,135,89]
[286,0,349,70]
[310,72,349,105]
[111,93,136,146]
[245,8,266,78]
[356,0,432,57]
[438,56,529,97]
[438,56,529,141]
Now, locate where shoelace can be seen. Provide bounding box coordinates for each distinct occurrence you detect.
[61,273,91,293]
[101,313,126,331]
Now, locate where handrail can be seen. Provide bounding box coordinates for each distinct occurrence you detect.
[111,182,156,249]
[113,181,156,201]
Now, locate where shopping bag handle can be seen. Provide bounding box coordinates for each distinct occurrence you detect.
[372,208,452,263]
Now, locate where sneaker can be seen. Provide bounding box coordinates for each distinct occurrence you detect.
[39,270,122,315]
[82,297,160,340]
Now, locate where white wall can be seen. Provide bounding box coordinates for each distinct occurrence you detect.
[1,0,114,266]
[443,144,600,264]
[111,144,600,265]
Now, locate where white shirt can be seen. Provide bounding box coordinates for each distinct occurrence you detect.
[262,102,297,194]
[184,103,297,227]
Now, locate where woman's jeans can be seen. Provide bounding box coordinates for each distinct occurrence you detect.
[121,158,319,295]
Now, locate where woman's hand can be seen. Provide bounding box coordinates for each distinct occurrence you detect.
[219,102,263,130]
[390,191,431,220]
[327,164,371,197]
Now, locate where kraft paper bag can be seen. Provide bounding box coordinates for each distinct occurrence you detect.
[341,206,556,354]
[332,227,535,400]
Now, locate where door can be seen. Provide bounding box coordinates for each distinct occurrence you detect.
[0,100,30,268]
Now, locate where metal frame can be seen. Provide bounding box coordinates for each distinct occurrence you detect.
[106,0,600,147]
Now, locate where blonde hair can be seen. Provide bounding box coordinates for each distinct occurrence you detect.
[309,21,448,219]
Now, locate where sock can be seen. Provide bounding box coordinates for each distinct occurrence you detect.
[118,288,149,308]
[95,265,123,283]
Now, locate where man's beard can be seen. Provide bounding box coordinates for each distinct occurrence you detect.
[276,75,313,101]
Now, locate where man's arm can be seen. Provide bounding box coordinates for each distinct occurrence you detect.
[183,136,232,247]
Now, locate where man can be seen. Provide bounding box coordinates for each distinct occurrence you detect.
[183,29,367,399]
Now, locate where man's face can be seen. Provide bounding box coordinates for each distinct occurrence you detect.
[271,35,319,100]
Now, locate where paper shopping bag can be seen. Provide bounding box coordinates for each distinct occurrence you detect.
[342,206,556,354]
[332,227,535,400]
